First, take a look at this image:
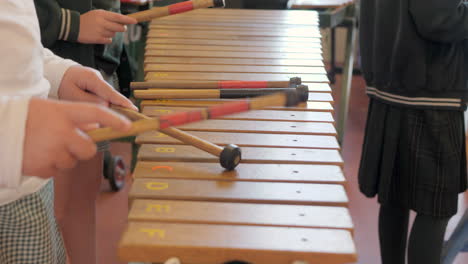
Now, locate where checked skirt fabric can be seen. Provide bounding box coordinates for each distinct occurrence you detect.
[0,180,66,264]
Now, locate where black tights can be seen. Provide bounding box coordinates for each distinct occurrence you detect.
[379,204,450,264]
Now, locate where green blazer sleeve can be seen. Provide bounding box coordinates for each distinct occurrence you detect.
[34,0,81,47]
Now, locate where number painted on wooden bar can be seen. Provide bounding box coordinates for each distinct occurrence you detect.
[154,132,168,138]
[140,228,166,239]
[153,109,173,114]
[146,182,169,191]
[146,204,171,213]
[151,165,174,172]
[155,147,175,153]
[152,73,169,77]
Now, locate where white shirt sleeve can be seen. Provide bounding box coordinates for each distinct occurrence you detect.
[43,48,79,99]
[0,0,76,188]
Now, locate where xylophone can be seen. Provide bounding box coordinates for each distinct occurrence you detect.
[116,6,356,264]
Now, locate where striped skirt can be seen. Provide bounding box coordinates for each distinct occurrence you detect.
[0,180,66,264]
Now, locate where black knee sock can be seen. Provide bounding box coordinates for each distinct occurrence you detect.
[407,214,449,264]
[379,204,410,264]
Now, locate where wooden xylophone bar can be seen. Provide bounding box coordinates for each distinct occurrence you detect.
[118,7,356,264]
[131,78,303,89]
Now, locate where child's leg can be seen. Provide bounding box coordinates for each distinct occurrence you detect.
[379,203,410,264]
[408,213,450,264]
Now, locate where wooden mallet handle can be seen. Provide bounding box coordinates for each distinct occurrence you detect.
[133,85,309,102]
[130,77,302,89]
[111,106,241,170]
[86,91,299,142]
[160,128,241,170]
[128,0,225,23]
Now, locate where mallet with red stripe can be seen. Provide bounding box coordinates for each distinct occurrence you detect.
[133,85,309,102]
[87,91,299,142]
[110,106,241,170]
[130,77,302,89]
[128,0,225,23]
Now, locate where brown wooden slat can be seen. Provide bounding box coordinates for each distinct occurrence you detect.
[289,0,355,9]
[140,100,334,112]
[145,49,323,60]
[136,131,339,149]
[149,24,320,33]
[193,8,319,16]
[118,222,357,264]
[138,145,343,166]
[129,200,353,230]
[141,107,334,123]
[148,28,321,38]
[144,56,324,67]
[147,33,320,42]
[146,37,321,48]
[145,43,322,54]
[303,82,332,92]
[177,119,337,135]
[148,27,320,37]
[144,64,326,75]
[144,72,328,83]
[158,15,319,25]
[134,161,345,184]
[160,14,319,25]
[129,179,348,206]
[153,17,319,27]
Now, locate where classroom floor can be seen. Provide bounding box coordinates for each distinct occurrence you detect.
[97,73,468,264]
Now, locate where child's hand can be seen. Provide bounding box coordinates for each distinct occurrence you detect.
[22,98,132,178]
[58,65,138,111]
[77,9,137,44]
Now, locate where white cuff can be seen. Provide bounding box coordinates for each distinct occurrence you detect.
[45,59,78,99]
[0,96,31,189]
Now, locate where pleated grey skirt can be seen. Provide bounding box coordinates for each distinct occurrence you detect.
[359,99,467,217]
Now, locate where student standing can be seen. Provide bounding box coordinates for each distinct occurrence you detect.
[359,0,468,263]
[0,0,136,263]
[32,1,137,263]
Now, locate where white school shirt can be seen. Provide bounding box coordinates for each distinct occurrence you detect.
[0,0,78,205]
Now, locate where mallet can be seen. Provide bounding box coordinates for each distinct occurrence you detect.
[130,77,302,89]
[134,85,309,102]
[87,91,300,143]
[111,106,241,170]
[128,0,225,23]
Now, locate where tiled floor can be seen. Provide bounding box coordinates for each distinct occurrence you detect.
[96,74,468,264]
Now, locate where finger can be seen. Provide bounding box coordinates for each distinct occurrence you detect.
[95,37,112,44]
[105,12,138,25]
[107,92,138,111]
[69,88,108,105]
[54,150,78,170]
[101,29,116,38]
[84,78,138,111]
[102,21,126,33]
[62,102,132,132]
[66,129,97,160]
[78,123,100,131]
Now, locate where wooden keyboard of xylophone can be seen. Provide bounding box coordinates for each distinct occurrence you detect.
[118,7,356,264]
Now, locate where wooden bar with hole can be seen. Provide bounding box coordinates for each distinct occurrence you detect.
[136,131,339,150]
[134,161,344,184]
